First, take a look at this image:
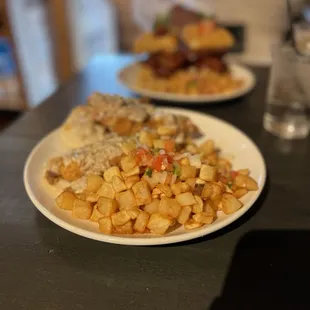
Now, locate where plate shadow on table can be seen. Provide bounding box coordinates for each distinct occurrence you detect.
[209,229,310,310]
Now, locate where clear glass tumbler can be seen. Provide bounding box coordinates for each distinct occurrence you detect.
[264,44,310,139]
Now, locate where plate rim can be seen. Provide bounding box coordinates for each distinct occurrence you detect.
[118,62,256,103]
[24,107,266,246]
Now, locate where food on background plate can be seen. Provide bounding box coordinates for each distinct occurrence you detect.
[53,135,259,236]
[60,93,201,148]
[133,5,243,96]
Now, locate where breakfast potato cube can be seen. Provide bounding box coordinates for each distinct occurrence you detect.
[171,182,190,196]
[97,197,117,216]
[208,197,222,211]
[200,164,217,181]
[112,175,127,193]
[104,166,122,183]
[114,220,133,234]
[217,158,232,171]
[209,182,224,200]
[123,166,140,178]
[204,152,218,166]
[177,206,192,224]
[124,175,140,189]
[199,140,215,156]
[120,155,137,172]
[111,210,131,226]
[159,198,182,218]
[233,188,248,199]
[193,212,214,224]
[90,205,103,222]
[59,161,82,182]
[235,175,258,191]
[126,208,140,220]
[180,158,190,166]
[147,213,173,234]
[121,141,136,155]
[132,181,152,205]
[72,199,92,219]
[115,190,137,210]
[144,199,160,215]
[201,183,213,200]
[156,184,172,198]
[195,178,206,185]
[186,178,196,190]
[85,174,104,193]
[56,191,76,210]
[184,219,203,230]
[222,193,243,214]
[192,195,203,213]
[175,192,196,206]
[134,211,150,233]
[153,139,165,149]
[157,125,177,136]
[237,169,250,176]
[97,182,115,199]
[204,202,216,217]
[85,193,100,203]
[180,165,196,181]
[98,216,113,234]
[139,131,154,148]
[75,193,86,201]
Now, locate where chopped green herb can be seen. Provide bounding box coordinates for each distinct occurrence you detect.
[227,182,233,188]
[173,166,181,177]
[145,168,153,178]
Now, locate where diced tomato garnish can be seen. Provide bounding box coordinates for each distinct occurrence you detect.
[164,140,175,153]
[152,155,164,171]
[219,175,229,184]
[136,147,152,165]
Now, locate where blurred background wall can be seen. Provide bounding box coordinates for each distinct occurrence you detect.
[0,0,288,111]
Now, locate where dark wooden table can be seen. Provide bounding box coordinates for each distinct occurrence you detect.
[1,55,310,310]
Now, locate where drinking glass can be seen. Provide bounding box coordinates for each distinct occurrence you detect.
[263,44,310,139]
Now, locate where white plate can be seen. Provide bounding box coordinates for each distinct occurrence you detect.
[118,63,256,103]
[24,108,266,246]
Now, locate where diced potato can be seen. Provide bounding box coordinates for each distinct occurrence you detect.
[196,178,206,185]
[115,190,137,210]
[222,193,243,214]
[177,206,192,224]
[233,188,248,199]
[200,164,217,181]
[85,174,104,193]
[184,219,203,230]
[132,181,152,206]
[171,182,191,196]
[56,191,76,210]
[237,169,250,176]
[186,178,196,190]
[157,125,177,136]
[186,144,198,154]
[147,213,173,234]
[193,184,204,196]
[199,140,215,156]
[126,208,140,220]
[97,182,115,199]
[112,175,127,193]
[156,184,172,198]
[180,158,190,166]
[104,166,122,183]
[75,193,86,201]
[153,139,165,149]
[120,155,137,173]
[114,220,133,234]
[204,202,216,217]
[209,182,224,200]
[98,216,113,234]
[208,197,221,211]
[121,140,136,155]
[134,211,150,233]
[72,199,92,219]
[111,210,131,226]
[139,131,154,147]
[90,205,103,222]
[159,198,182,218]
[124,175,140,189]
[217,158,232,171]
[180,165,196,181]
[85,193,100,203]
[152,188,162,196]
[97,197,117,216]
[192,195,203,213]
[205,152,218,166]
[201,183,213,200]
[144,199,160,214]
[193,212,214,224]
[123,166,140,178]
[164,173,172,185]
[235,175,258,191]
[176,192,196,206]
[59,161,82,182]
